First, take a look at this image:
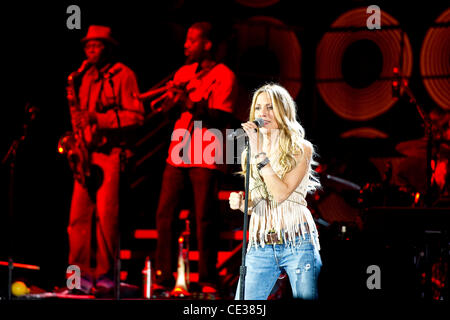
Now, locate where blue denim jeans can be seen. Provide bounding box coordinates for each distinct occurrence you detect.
[235,233,322,300]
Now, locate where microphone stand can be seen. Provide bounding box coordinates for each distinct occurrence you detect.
[395,30,433,206]
[402,83,433,206]
[106,71,122,301]
[239,137,251,300]
[1,104,37,299]
[1,141,18,300]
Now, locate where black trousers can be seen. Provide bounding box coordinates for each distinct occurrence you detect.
[155,163,219,287]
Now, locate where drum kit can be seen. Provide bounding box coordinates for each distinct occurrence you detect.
[309,115,450,237]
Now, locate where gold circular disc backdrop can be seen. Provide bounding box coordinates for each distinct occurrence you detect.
[316,7,413,121]
[420,8,450,110]
[234,16,302,98]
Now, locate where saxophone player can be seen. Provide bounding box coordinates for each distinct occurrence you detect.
[64,25,144,297]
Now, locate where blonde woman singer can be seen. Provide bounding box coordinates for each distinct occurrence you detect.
[229,83,322,300]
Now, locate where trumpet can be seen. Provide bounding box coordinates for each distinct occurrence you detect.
[171,219,191,297]
[138,70,178,112]
[138,64,214,116]
[170,234,190,297]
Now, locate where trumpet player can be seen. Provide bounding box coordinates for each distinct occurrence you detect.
[150,22,238,296]
[65,25,144,297]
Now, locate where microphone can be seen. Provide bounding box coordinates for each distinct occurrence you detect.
[227,118,264,140]
[104,64,122,79]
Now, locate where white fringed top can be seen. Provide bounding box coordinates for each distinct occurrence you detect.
[247,145,320,250]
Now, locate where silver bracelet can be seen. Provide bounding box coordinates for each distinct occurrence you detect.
[257,157,270,171]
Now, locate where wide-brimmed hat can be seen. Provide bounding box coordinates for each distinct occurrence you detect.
[81,25,118,46]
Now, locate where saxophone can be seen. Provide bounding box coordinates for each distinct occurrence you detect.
[58,60,93,187]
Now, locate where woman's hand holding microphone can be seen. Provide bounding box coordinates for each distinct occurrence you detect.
[241,120,262,158]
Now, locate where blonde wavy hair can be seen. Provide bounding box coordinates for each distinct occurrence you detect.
[241,83,321,194]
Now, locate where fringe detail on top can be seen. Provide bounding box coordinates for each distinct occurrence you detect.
[248,196,320,251]
[246,138,321,251]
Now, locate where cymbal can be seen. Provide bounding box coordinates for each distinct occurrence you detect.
[340,127,389,139]
[395,137,427,158]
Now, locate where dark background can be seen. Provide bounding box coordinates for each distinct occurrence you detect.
[1,0,448,299]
